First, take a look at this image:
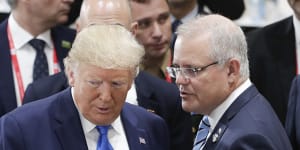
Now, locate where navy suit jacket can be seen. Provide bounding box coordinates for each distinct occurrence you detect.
[285,75,300,149]
[203,85,292,149]
[246,16,296,124]
[0,88,170,150]
[23,71,193,150]
[0,19,76,117]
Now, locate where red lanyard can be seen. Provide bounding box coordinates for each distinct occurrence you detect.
[7,24,59,102]
[165,54,172,83]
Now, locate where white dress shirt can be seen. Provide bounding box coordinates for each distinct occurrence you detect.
[170,2,199,24]
[71,88,130,150]
[207,79,252,139]
[8,14,57,106]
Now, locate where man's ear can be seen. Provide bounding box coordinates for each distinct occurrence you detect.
[67,69,75,87]
[227,58,240,83]
[130,21,138,36]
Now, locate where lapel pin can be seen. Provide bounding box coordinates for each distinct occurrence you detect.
[212,133,219,143]
[61,40,71,49]
[139,137,146,144]
[147,109,155,113]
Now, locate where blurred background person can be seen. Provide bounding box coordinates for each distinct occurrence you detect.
[168,0,245,58]
[246,0,300,125]
[130,0,173,82]
[0,0,76,117]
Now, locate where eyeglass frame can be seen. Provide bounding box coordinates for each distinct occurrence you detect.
[166,61,219,79]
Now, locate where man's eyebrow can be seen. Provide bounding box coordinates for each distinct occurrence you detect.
[87,23,126,27]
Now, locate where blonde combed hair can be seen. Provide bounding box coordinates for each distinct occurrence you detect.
[64,25,145,75]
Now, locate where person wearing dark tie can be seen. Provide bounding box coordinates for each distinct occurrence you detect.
[0,0,76,117]
[168,0,245,50]
[167,14,292,149]
[0,25,170,150]
[22,0,193,149]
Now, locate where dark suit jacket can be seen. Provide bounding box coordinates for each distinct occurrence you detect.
[0,88,170,150]
[285,75,300,149]
[246,16,296,124]
[203,85,292,149]
[198,0,244,20]
[23,71,193,150]
[0,19,76,117]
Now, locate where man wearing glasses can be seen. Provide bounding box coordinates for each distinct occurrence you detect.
[167,14,292,149]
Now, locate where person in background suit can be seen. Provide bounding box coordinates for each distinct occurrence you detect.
[246,0,300,125]
[168,0,245,51]
[130,0,173,82]
[168,14,292,149]
[0,0,76,117]
[0,25,170,150]
[285,75,300,149]
[23,0,193,149]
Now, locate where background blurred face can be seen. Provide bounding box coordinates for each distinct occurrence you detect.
[288,0,300,19]
[78,0,132,30]
[69,64,133,125]
[28,0,74,25]
[131,0,171,59]
[173,35,231,115]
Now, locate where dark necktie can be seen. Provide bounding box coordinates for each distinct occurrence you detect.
[29,38,48,81]
[170,19,182,51]
[96,126,113,150]
[172,19,182,33]
[193,116,210,150]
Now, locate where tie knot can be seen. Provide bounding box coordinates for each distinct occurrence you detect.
[29,38,45,52]
[172,19,182,32]
[200,116,210,129]
[96,126,110,135]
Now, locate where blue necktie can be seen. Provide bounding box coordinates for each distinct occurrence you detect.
[96,126,113,150]
[193,116,210,150]
[29,38,48,81]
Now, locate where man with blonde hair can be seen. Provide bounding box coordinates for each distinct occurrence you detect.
[22,0,193,149]
[168,14,292,149]
[0,25,170,150]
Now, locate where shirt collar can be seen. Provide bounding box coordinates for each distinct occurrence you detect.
[71,88,125,136]
[208,79,252,132]
[8,13,53,50]
[171,3,199,23]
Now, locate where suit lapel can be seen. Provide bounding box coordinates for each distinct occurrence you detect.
[0,19,18,115]
[204,85,258,149]
[121,103,151,150]
[51,27,75,70]
[135,71,160,114]
[51,88,88,150]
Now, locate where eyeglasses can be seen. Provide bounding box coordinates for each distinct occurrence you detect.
[166,61,218,79]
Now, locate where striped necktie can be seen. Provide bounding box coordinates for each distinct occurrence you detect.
[96,126,113,150]
[193,116,210,150]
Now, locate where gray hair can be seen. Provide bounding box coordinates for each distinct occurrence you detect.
[176,14,249,79]
[64,25,145,76]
